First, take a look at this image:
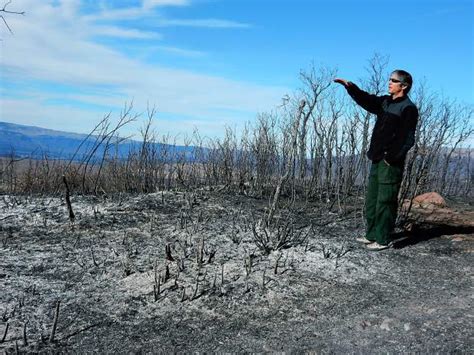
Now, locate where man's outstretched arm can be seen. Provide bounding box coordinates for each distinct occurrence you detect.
[334,78,384,115]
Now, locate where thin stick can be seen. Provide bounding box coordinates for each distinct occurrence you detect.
[221,264,225,285]
[165,244,174,261]
[63,176,75,222]
[49,300,61,343]
[212,272,217,289]
[157,274,161,295]
[164,264,170,283]
[22,322,27,346]
[174,265,180,287]
[62,322,102,341]
[192,277,199,300]
[197,237,204,267]
[1,322,9,343]
[274,253,282,275]
[192,282,199,300]
[153,263,160,301]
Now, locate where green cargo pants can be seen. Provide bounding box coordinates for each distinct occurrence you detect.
[365,160,403,245]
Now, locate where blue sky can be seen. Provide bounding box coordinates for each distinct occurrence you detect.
[1,0,473,140]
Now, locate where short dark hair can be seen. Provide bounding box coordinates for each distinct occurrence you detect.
[392,69,413,94]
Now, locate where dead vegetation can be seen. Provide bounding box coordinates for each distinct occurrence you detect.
[0,56,472,225]
[0,55,473,352]
[0,189,472,353]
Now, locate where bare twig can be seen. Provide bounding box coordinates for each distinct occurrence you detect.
[153,261,160,301]
[274,253,283,275]
[22,322,27,346]
[0,0,25,35]
[212,272,217,289]
[63,176,75,223]
[49,300,60,343]
[221,264,225,285]
[62,322,102,341]
[1,322,9,343]
[164,264,170,283]
[191,276,199,300]
[165,243,174,261]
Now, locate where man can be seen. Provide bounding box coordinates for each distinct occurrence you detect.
[334,70,418,250]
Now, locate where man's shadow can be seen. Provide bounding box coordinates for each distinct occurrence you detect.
[391,225,474,249]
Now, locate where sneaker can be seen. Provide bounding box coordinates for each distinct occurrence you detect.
[366,242,390,251]
[356,236,373,244]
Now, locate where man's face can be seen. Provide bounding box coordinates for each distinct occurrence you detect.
[388,73,406,96]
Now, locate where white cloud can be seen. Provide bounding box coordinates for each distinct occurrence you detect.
[1,0,287,139]
[83,7,145,22]
[142,0,189,10]
[151,45,205,57]
[158,18,251,28]
[83,0,191,22]
[82,1,250,29]
[91,25,163,39]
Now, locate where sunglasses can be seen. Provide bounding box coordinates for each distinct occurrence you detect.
[389,78,403,83]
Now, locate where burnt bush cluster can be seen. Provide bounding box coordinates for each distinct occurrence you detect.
[1,55,472,216]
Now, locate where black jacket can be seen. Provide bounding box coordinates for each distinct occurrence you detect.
[346,83,418,166]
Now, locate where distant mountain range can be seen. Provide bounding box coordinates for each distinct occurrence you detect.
[0,121,194,160]
[1,121,470,163]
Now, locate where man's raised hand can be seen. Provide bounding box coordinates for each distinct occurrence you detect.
[333,78,351,88]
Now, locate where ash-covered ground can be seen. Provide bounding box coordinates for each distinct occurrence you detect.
[0,190,472,353]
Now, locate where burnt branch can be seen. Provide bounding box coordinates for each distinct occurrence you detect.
[49,300,61,343]
[62,176,75,223]
[1,1,25,35]
[1,322,9,343]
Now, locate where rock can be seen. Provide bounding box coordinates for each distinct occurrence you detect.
[412,192,447,208]
[380,318,393,331]
[402,192,474,228]
[359,320,371,330]
[446,234,474,242]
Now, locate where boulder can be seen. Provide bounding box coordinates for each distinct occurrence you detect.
[412,192,447,208]
[402,192,474,228]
